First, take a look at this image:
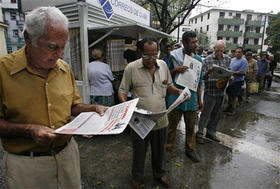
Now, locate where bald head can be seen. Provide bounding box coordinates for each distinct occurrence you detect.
[214,40,226,60]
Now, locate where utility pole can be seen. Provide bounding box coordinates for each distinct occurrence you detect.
[177,16,180,42]
[261,13,267,53]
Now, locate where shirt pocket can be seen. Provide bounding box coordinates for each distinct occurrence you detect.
[154,83,167,98]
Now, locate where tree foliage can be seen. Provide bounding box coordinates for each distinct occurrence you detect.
[132,0,202,34]
[197,32,210,50]
[265,12,280,60]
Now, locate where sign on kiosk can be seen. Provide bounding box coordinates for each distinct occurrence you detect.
[87,0,151,26]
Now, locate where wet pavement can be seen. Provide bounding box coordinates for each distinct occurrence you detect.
[0,79,280,189]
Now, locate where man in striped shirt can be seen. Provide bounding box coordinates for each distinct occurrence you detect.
[196,40,231,144]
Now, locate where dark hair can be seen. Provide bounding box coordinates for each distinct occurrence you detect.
[123,49,138,63]
[235,46,244,53]
[138,38,158,52]
[182,31,197,44]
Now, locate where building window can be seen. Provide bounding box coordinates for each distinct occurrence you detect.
[201,16,203,22]
[217,37,223,40]
[182,28,190,32]
[247,14,252,21]
[194,29,197,32]
[227,25,231,31]
[219,12,225,18]
[256,27,260,33]
[244,38,249,44]
[11,0,17,3]
[233,37,238,44]
[229,12,232,16]
[226,37,230,41]
[13,30,19,37]
[236,13,241,18]
[245,26,250,32]
[234,25,240,32]
[218,25,223,31]
[195,18,197,24]
[207,13,210,19]
[254,38,259,45]
[200,27,202,32]
[207,25,209,31]
[189,20,191,24]
[10,12,17,20]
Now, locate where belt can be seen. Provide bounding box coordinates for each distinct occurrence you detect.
[15,141,69,157]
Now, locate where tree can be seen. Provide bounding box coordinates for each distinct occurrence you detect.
[197,32,210,50]
[132,0,202,34]
[265,12,280,61]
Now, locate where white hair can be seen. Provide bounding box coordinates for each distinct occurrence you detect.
[23,6,69,46]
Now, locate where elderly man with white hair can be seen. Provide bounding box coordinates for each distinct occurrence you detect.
[0,6,107,188]
[196,40,231,144]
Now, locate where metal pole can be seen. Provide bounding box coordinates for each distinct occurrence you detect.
[261,14,267,53]
[177,16,180,42]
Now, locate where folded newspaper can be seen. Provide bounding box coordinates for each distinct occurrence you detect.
[55,98,139,135]
[129,87,191,139]
[210,64,233,79]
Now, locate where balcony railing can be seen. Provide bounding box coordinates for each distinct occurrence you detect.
[226,42,238,49]
[218,18,244,25]
[217,30,243,38]
[244,44,261,51]
[245,20,262,27]
[244,32,263,38]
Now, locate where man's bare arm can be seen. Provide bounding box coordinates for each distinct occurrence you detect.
[0,119,57,146]
[118,92,128,103]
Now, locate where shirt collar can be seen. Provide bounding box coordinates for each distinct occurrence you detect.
[9,46,67,75]
[212,53,225,60]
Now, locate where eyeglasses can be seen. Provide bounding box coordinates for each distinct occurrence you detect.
[142,54,158,60]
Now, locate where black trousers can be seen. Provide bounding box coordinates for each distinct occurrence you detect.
[131,127,167,182]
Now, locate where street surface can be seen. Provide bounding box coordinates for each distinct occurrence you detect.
[0,78,280,189]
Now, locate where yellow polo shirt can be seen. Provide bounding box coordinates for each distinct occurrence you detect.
[0,47,82,153]
[119,58,173,130]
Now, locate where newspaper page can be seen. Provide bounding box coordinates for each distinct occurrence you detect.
[176,55,202,91]
[55,98,139,135]
[211,64,233,79]
[129,87,191,139]
[129,113,156,139]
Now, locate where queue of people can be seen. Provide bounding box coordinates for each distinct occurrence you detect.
[0,6,278,189]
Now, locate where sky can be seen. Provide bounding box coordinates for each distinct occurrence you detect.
[192,0,280,16]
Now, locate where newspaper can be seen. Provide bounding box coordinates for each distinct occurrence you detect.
[176,55,202,91]
[210,64,233,79]
[129,87,191,139]
[55,98,139,135]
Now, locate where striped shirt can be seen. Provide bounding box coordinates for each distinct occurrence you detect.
[203,54,231,96]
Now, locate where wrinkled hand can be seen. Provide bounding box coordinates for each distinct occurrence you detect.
[95,105,108,116]
[176,66,188,73]
[29,125,57,146]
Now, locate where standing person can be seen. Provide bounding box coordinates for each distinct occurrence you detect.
[264,55,277,89]
[196,40,231,144]
[88,49,115,106]
[256,52,269,93]
[245,51,258,102]
[166,31,203,163]
[225,47,248,116]
[118,38,183,189]
[0,7,107,188]
[163,44,173,67]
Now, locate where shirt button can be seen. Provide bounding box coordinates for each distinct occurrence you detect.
[50,125,55,129]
